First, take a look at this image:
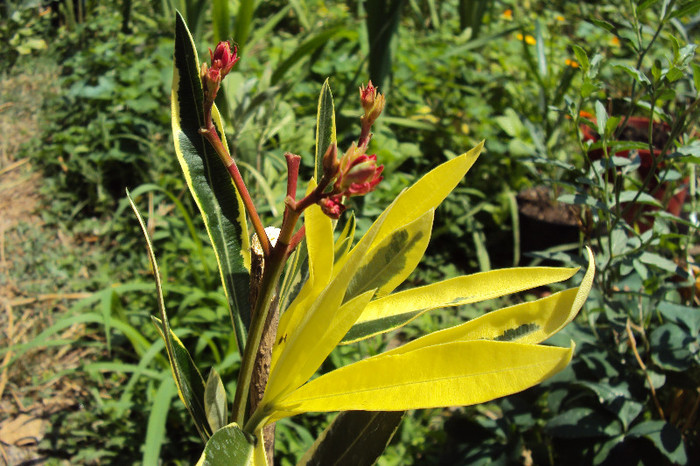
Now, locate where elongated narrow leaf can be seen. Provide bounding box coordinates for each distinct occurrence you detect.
[342,265,579,344]
[274,195,334,359]
[212,0,230,44]
[143,377,176,466]
[195,423,256,466]
[336,142,483,274]
[151,318,210,438]
[265,204,396,402]
[266,289,375,405]
[345,209,433,303]
[205,368,228,433]
[271,341,573,419]
[334,213,355,262]
[314,79,336,180]
[233,0,255,49]
[172,13,251,352]
[129,191,211,440]
[253,428,268,466]
[298,411,404,466]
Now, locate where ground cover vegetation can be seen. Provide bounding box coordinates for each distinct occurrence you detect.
[0,0,698,464]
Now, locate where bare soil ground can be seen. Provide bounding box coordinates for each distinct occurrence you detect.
[0,60,98,466]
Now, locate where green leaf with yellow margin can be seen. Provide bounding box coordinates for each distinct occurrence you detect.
[195,423,256,466]
[269,341,573,419]
[129,191,211,440]
[298,411,404,466]
[333,213,355,263]
[342,265,579,344]
[172,12,251,353]
[205,368,228,433]
[314,78,336,180]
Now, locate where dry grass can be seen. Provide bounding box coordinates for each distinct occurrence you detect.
[0,59,103,465]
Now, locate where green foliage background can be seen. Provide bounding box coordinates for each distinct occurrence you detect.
[1,0,698,464]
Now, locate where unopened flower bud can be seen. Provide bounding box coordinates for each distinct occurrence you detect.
[359,81,385,128]
[319,195,346,219]
[209,41,239,79]
[359,81,377,112]
[335,144,383,197]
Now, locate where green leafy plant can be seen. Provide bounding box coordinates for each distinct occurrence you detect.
[128,13,597,464]
[445,1,699,464]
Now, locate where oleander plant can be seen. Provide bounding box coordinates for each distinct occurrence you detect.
[130,13,594,464]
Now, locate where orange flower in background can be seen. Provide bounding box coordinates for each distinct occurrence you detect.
[565,58,580,68]
[611,36,621,47]
[502,9,513,20]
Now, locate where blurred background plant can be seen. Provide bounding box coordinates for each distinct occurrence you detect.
[0,0,697,464]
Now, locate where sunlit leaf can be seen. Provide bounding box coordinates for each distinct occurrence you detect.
[205,368,228,433]
[314,79,336,180]
[270,341,573,419]
[195,423,256,466]
[345,209,433,302]
[172,12,251,353]
[343,265,579,343]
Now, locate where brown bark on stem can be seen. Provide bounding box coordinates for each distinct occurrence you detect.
[249,231,279,462]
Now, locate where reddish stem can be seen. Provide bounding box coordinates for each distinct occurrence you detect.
[200,125,272,257]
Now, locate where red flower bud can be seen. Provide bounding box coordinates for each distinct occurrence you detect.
[359,81,377,112]
[209,41,239,79]
[335,144,383,197]
[319,195,346,219]
[359,81,385,128]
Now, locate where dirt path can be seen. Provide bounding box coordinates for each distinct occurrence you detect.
[0,59,98,466]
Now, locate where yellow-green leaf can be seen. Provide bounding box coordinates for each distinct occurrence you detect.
[345,209,433,303]
[253,428,267,466]
[172,12,251,353]
[274,185,334,361]
[333,142,482,275]
[342,265,579,343]
[333,213,355,263]
[370,142,482,251]
[271,341,573,419]
[265,289,375,405]
[265,200,396,402]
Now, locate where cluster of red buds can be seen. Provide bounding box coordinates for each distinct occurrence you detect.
[201,41,239,127]
[316,82,385,219]
[198,41,385,222]
[318,142,384,218]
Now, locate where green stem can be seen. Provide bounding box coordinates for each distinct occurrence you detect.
[231,200,302,427]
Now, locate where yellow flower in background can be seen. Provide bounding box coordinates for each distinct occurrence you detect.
[517,33,537,45]
[556,15,565,22]
[611,36,621,47]
[503,9,513,20]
